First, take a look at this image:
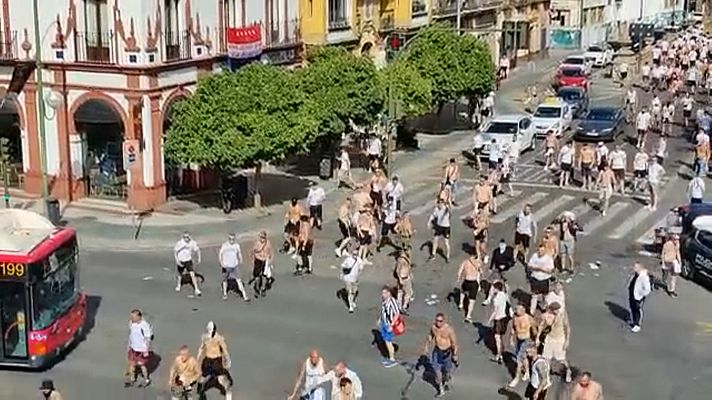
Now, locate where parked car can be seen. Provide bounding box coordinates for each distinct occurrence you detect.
[532,97,573,137]
[681,215,712,283]
[553,66,590,91]
[560,55,593,74]
[678,202,712,233]
[583,44,614,67]
[573,106,624,142]
[473,114,536,158]
[556,86,589,117]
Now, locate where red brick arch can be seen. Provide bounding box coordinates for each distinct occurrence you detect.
[68,91,130,135]
[161,88,192,129]
[0,89,26,130]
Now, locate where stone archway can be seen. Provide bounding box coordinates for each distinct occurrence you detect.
[0,96,25,188]
[71,96,127,199]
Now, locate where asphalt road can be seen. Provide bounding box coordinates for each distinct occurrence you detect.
[3,58,712,400]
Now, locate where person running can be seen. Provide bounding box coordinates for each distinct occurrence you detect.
[428,199,452,262]
[514,204,538,263]
[377,286,401,368]
[336,147,355,189]
[647,157,665,211]
[635,106,652,149]
[628,262,652,333]
[39,379,63,400]
[597,164,616,216]
[688,175,706,203]
[376,196,399,252]
[288,349,327,400]
[558,214,577,273]
[544,131,559,171]
[472,176,492,215]
[595,142,609,171]
[578,143,595,190]
[527,245,555,315]
[284,198,303,254]
[472,208,490,261]
[570,371,604,400]
[197,321,233,400]
[422,313,459,398]
[384,175,404,211]
[340,247,364,313]
[335,197,354,257]
[609,144,627,194]
[538,302,572,383]
[250,230,273,297]
[524,345,551,400]
[507,305,537,388]
[305,361,363,399]
[173,232,202,296]
[394,250,414,313]
[296,214,315,275]
[661,234,681,298]
[218,233,249,302]
[443,158,460,205]
[125,309,153,387]
[456,254,482,323]
[356,208,376,264]
[558,140,574,187]
[488,281,510,364]
[632,149,649,192]
[168,345,201,400]
[307,181,326,229]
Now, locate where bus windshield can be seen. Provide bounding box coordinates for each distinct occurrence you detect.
[30,238,79,331]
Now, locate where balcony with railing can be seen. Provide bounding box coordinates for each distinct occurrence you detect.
[164,30,192,62]
[433,0,503,17]
[263,19,301,49]
[74,31,116,64]
[0,31,18,61]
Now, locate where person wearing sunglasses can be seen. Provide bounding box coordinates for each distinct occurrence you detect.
[422,313,459,398]
[570,371,603,400]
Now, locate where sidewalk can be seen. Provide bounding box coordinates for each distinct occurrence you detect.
[57,52,573,252]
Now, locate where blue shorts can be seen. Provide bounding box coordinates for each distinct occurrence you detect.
[379,321,394,343]
[431,347,454,375]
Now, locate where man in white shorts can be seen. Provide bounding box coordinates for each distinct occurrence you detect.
[539,302,572,383]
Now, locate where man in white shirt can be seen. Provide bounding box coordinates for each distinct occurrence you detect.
[384,176,404,211]
[609,145,627,194]
[635,107,651,149]
[488,139,500,171]
[688,175,705,204]
[662,101,675,137]
[527,245,555,315]
[429,199,452,262]
[545,281,566,311]
[595,142,609,170]
[307,181,326,229]
[377,196,399,252]
[472,134,484,170]
[340,248,364,313]
[647,158,665,211]
[336,148,355,189]
[367,135,382,172]
[632,149,649,192]
[219,233,249,301]
[306,361,363,399]
[628,262,651,333]
[483,91,495,119]
[174,232,202,296]
[682,92,694,128]
[126,309,153,387]
[488,281,510,364]
[514,204,538,263]
[558,140,574,188]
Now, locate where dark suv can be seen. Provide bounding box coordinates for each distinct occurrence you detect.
[681,226,712,282]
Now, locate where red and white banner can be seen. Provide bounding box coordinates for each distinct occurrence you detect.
[226,25,263,59]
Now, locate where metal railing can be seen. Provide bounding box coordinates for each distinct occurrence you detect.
[412,1,428,17]
[74,31,115,64]
[0,31,18,60]
[433,0,503,15]
[164,30,192,62]
[264,19,301,48]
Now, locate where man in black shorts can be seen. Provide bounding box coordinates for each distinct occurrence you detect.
[428,199,452,262]
[488,281,510,364]
[197,322,233,400]
[527,245,555,315]
[514,205,537,263]
[173,232,202,296]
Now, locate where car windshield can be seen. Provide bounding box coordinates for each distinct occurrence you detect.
[586,109,616,121]
[534,107,562,118]
[485,122,518,134]
[559,90,582,100]
[564,58,584,65]
[587,46,603,52]
[561,68,583,77]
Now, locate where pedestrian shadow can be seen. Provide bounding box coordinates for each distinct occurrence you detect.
[370,329,400,359]
[399,355,441,399]
[604,300,630,322]
[497,387,524,399]
[473,322,497,355]
[336,288,358,309]
[460,242,477,255]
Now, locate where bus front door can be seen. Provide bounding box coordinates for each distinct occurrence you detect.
[0,282,29,362]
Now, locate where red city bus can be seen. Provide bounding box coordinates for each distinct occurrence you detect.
[0,209,86,368]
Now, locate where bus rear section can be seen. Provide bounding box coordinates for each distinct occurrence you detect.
[0,209,86,368]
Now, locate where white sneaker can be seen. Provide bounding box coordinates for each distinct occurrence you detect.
[483,255,489,264]
[175,284,181,292]
[363,259,373,266]
[631,325,641,333]
[194,289,202,297]
[335,248,342,257]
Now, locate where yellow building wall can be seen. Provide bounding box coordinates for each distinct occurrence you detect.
[300,0,327,44]
[394,0,412,28]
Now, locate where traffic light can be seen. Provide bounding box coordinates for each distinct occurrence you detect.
[0,137,9,163]
[386,32,405,61]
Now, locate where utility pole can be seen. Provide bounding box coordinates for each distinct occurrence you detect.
[32,0,50,214]
[0,137,9,208]
[456,0,462,34]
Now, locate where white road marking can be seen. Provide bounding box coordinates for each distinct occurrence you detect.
[491,192,548,223]
[636,216,669,245]
[532,195,575,224]
[580,202,630,237]
[409,185,471,216]
[566,201,594,220]
[457,190,523,215]
[608,206,653,239]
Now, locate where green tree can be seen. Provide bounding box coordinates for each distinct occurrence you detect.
[458,34,496,117]
[380,58,433,119]
[164,63,320,170]
[299,46,386,138]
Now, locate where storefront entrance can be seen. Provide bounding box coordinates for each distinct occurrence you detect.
[0,98,23,189]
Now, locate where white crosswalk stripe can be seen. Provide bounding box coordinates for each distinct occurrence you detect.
[490,192,548,223]
[408,185,472,216]
[608,207,653,240]
[636,217,669,245]
[579,202,631,237]
[531,195,575,223]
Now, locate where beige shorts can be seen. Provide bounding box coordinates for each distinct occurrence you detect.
[542,339,567,361]
[599,186,612,200]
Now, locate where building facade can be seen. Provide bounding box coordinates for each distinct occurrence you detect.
[0,0,301,210]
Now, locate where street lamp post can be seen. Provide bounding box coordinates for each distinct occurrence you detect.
[32,0,50,214]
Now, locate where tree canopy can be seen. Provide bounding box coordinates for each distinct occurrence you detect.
[380,58,433,119]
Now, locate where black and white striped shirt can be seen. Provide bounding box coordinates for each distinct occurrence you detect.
[381,297,400,325]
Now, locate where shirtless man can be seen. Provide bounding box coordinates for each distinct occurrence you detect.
[508,305,537,388]
[541,227,560,269]
[570,371,604,400]
[197,322,233,400]
[251,231,273,297]
[661,233,681,298]
[395,212,414,255]
[597,164,616,216]
[444,158,461,205]
[352,187,373,213]
[296,214,314,275]
[473,208,490,261]
[544,131,559,170]
[335,197,354,257]
[356,208,376,264]
[438,182,454,208]
[422,313,459,398]
[168,345,201,400]
[284,198,303,254]
[578,143,596,190]
[456,255,482,323]
[395,251,414,313]
[369,169,387,217]
[538,302,572,383]
[473,176,492,215]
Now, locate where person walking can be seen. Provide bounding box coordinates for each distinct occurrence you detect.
[288,349,327,400]
[250,231,273,298]
[168,345,201,400]
[513,204,537,264]
[688,175,706,203]
[661,234,682,298]
[340,248,364,313]
[487,281,510,364]
[305,361,363,400]
[394,251,414,314]
[428,199,452,262]
[647,157,666,211]
[307,181,326,229]
[377,286,401,368]
[524,345,551,400]
[628,262,652,333]
[218,233,249,301]
[196,321,233,400]
[173,232,202,296]
[456,254,482,323]
[570,371,604,400]
[39,379,63,400]
[125,309,153,387]
[421,313,459,398]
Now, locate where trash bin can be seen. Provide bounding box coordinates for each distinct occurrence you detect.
[319,157,332,180]
[46,198,61,225]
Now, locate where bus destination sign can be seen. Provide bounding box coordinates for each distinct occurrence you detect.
[0,261,27,280]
